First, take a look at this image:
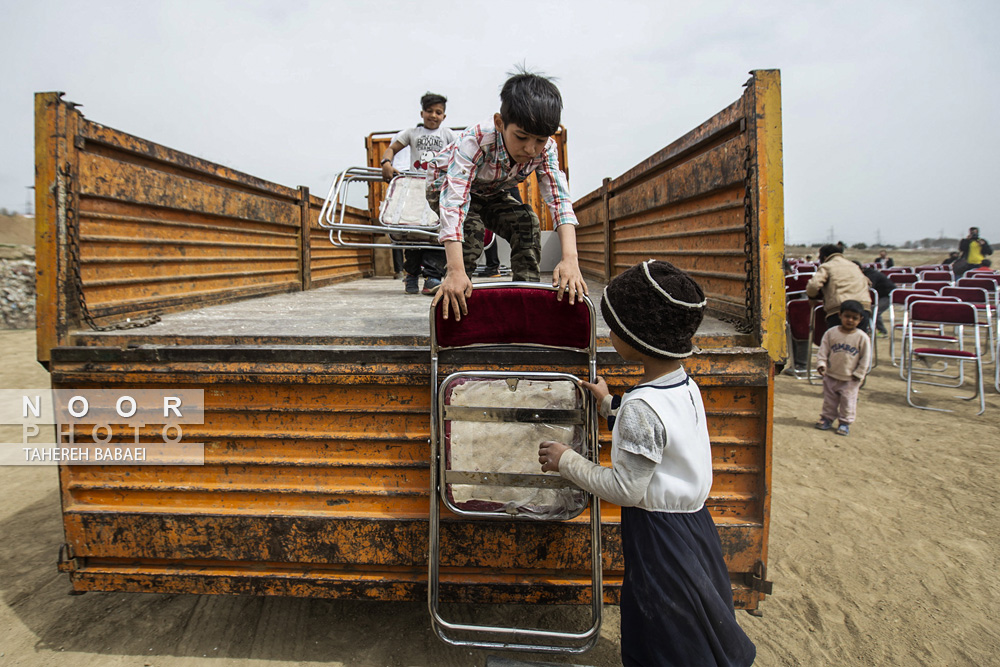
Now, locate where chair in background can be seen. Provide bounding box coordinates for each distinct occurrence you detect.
[807,304,828,386]
[897,295,962,381]
[919,270,954,283]
[905,301,985,415]
[941,286,996,364]
[868,288,879,368]
[913,280,950,293]
[956,277,999,314]
[785,274,812,294]
[785,298,816,379]
[889,274,919,288]
[888,288,937,365]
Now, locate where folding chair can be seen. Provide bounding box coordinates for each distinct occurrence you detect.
[896,295,961,380]
[913,280,949,293]
[785,274,812,294]
[956,277,999,320]
[941,286,996,364]
[919,270,954,283]
[807,303,828,386]
[428,284,602,653]
[868,288,879,369]
[888,288,936,365]
[318,167,443,250]
[785,298,815,379]
[905,301,985,415]
[888,273,919,288]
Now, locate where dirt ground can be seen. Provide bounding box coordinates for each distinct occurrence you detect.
[2,327,999,666]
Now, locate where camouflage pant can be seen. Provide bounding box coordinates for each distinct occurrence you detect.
[427,190,541,281]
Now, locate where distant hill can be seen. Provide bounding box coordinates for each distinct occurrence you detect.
[0,214,34,246]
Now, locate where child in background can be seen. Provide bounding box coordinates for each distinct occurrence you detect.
[815,299,871,436]
[380,92,457,295]
[537,260,756,667]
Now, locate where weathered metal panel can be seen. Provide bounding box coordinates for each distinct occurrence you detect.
[306,192,374,287]
[572,69,785,359]
[34,93,71,365]
[33,95,377,354]
[51,344,769,609]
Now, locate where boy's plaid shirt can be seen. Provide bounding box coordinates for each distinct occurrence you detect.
[425,119,578,243]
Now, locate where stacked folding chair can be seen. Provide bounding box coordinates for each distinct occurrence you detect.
[428,284,603,653]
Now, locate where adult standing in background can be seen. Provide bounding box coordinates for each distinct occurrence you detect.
[873,249,894,269]
[955,226,992,277]
[861,263,895,337]
[806,244,873,332]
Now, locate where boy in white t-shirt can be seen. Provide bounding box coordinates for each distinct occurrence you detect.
[380,93,457,295]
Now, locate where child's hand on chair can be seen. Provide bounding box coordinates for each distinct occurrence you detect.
[579,376,609,403]
[538,441,570,473]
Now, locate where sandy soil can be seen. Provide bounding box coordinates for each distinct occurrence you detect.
[2,327,999,666]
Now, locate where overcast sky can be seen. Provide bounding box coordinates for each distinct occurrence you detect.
[1,0,997,245]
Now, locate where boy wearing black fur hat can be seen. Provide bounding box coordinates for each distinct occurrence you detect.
[427,67,587,321]
[815,299,871,436]
[538,260,756,667]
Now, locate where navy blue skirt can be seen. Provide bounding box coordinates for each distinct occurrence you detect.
[620,505,756,666]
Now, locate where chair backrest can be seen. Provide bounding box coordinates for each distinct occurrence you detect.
[940,286,989,305]
[914,264,942,272]
[919,270,954,282]
[786,298,813,340]
[890,274,919,286]
[965,272,1000,286]
[904,294,959,308]
[956,277,998,294]
[433,285,593,350]
[913,281,949,292]
[909,301,978,327]
[785,274,812,293]
[786,290,808,301]
[891,288,936,306]
[811,304,828,346]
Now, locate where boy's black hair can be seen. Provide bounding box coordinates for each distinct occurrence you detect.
[840,300,865,316]
[499,67,562,137]
[421,92,447,110]
[819,244,842,262]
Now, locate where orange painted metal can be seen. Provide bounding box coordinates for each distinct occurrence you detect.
[32,93,376,361]
[50,344,768,607]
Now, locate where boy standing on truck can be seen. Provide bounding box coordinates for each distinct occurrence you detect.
[814,300,871,437]
[380,92,457,295]
[427,68,588,320]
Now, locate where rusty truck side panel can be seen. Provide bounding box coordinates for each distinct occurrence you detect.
[33,92,375,363]
[575,71,783,363]
[38,70,781,611]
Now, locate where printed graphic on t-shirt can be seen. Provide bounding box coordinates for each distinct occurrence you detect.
[830,342,860,357]
[413,134,449,170]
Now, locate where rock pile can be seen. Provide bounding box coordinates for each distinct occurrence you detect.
[1,245,36,330]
